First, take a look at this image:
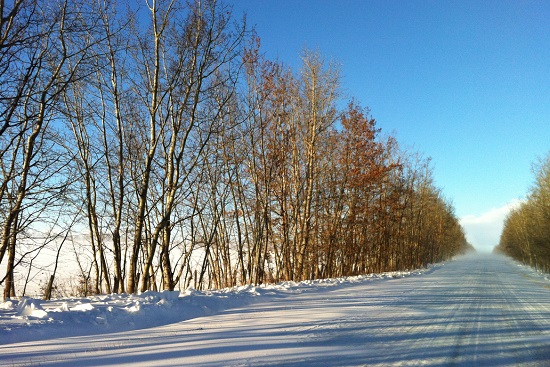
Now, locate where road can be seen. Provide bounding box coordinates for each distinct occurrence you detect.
[2,253,550,366]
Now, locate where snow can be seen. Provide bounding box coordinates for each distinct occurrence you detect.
[0,269,426,346]
[15,298,48,319]
[2,254,550,366]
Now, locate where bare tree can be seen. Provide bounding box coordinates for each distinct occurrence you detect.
[122,0,245,292]
[0,0,100,300]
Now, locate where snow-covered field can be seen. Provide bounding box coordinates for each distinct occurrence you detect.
[2,253,550,366]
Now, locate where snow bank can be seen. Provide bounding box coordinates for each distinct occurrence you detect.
[0,266,436,345]
[16,297,48,319]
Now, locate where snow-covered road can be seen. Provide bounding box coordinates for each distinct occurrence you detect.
[2,254,550,366]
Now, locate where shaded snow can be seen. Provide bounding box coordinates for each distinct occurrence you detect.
[0,268,429,345]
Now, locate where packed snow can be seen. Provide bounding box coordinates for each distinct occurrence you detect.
[2,254,550,366]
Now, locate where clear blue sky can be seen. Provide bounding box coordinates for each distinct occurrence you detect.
[230,1,550,249]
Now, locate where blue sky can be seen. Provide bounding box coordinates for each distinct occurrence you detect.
[230,0,550,251]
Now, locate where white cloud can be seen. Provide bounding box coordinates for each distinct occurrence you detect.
[459,200,523,253]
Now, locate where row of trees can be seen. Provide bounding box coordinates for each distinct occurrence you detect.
[1,0,471,300]
[496,154,550,271]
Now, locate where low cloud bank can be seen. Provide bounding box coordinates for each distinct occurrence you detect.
[460,200,523,253]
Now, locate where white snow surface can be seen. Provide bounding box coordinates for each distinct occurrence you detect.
[2,253,550,366]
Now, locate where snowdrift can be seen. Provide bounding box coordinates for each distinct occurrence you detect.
[0,267,433,344]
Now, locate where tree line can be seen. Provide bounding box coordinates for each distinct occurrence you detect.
[496,154,550,271]
[0,0,471,300]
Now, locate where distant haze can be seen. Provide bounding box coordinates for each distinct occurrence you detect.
[460,200,522,253]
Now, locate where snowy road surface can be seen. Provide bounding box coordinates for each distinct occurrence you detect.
[2,254,550,366]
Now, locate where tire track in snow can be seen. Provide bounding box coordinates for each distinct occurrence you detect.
[2,254,550,366]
